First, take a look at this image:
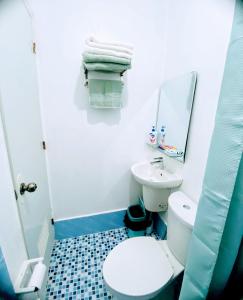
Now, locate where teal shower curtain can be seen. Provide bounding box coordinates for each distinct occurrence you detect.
[179,1,243,299]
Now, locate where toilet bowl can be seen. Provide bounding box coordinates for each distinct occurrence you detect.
[103,237,183,300]
[102,191,197,300]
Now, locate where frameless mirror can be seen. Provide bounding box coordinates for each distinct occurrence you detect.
[156,71,197,162]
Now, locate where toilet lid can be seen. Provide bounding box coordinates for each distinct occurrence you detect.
[103,237,173,297]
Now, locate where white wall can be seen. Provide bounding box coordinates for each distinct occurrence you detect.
[30,0,169,220]
[0,115,27,284]
[31,0,235,220]
[160,0,235,203]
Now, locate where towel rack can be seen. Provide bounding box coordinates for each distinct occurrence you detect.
[84,68,125,87]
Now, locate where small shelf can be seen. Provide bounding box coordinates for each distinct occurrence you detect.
[146,142,158,149]
[146,143,184,160]
[157,147,184,162]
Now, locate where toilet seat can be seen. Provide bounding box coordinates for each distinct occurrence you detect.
[103,237,174,298]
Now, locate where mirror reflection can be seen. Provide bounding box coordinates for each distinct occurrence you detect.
[156,71,197,162]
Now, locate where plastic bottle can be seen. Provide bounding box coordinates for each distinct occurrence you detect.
[148,126,158,146]
[159,125,166,148]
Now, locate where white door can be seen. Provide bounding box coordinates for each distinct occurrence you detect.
[0,0,53,259]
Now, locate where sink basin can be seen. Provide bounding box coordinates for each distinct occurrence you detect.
[131,161,183,212]
[131,161,182,189]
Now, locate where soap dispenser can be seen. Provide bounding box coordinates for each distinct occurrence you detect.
[148,126,158,146]
[159,125,166,148]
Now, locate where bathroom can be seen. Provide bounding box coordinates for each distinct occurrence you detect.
[0,0,242,299]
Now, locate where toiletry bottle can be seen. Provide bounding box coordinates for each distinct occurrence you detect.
[159,126,166,148]
[148,126,158,146]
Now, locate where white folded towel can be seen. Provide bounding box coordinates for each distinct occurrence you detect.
[84,46,132,60]
[88,36,134,51]
[86,36,133,55]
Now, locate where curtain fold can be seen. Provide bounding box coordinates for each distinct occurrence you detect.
[208,156,243,299]
[179,0,243,299]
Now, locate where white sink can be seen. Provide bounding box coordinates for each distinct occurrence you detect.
[131,161,183,212]
[131,161,182,189]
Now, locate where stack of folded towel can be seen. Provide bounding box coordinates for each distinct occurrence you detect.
[82,36,133,108]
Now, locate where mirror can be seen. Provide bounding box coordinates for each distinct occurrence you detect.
[156,71,197,162]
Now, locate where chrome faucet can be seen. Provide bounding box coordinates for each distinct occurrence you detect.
[150,157,165,169]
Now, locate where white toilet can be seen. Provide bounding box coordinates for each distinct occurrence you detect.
[102,191,197,300]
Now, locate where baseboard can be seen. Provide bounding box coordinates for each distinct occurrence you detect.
[54,209,167,241]
[54,209,127,240]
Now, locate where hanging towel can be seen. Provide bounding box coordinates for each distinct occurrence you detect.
[83,52,131,65]
[83,62,131,73]
[88,71,123,108]
[85,37,133,55]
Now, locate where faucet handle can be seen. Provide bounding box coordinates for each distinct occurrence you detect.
[153,156,163,160]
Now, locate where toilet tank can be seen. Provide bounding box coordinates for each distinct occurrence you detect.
[167,191,197,266]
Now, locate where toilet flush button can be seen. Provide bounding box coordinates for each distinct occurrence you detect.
[183,204,190,210]
[169,191,197,227]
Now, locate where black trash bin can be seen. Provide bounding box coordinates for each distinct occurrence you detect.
[124,198,151,237]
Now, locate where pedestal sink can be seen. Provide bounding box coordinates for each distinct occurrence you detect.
[131,161,183,211]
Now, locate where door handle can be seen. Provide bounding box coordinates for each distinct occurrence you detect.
[20,183,37,195]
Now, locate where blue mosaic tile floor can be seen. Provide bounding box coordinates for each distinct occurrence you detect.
[46,227,160,300]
